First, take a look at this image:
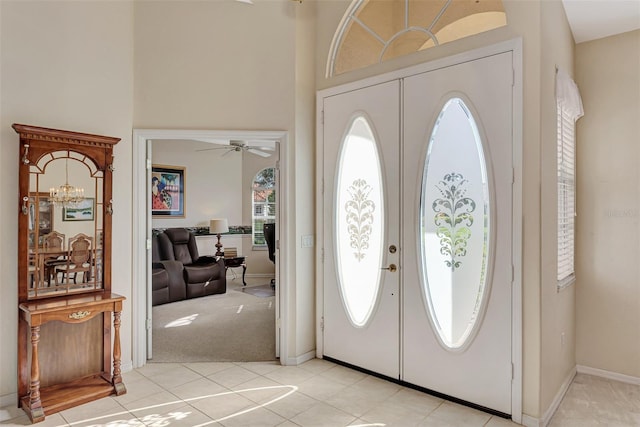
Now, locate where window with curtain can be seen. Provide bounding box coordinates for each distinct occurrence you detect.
[556,68,583,287]
[252,167,276,246]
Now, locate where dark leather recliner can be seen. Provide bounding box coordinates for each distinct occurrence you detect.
[151,233,186,306]
[157,228,226,299]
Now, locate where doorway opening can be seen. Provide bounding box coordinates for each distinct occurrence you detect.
[131,129,289,368]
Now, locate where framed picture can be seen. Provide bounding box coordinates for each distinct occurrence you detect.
[152,164,186,217]
[63,198,95,221]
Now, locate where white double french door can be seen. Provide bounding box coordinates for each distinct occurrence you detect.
[321,51,515,415]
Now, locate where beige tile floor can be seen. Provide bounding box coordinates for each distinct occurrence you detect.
[549,373,640,426]
[1,361,637,426]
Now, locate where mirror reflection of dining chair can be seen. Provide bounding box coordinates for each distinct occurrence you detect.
[42,231,66,286]
[55,233,93,285]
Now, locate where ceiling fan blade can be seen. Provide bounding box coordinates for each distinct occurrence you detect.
[194,146,231,152]
[193,138,230,145]
[247,148,272,158]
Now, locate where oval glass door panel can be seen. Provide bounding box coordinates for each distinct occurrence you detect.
[420,98,491,349]
[335,116,384,327]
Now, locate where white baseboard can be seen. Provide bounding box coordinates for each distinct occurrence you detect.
[282,349,315,366]
[521,414,542,427]
[521,366,576,427]
[577,365,640,385]
[121,359,134,373]
[542,366,576,426]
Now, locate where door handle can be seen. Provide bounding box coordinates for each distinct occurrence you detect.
[381,264,397,273]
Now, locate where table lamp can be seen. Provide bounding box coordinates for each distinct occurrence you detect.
[209,218,229,256]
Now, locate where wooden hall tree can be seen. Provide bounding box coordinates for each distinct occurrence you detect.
[13,124,126,423]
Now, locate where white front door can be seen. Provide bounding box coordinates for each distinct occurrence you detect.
[402,52,514,414]
[320,48,516,416]
[322,80,400,378]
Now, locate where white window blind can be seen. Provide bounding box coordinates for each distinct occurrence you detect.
[557,107,575,282]
[556,68,583,285]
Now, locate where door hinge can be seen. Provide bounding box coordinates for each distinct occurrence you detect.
[512,167,515,184]
[320,316,324,331]
[146,238,152,250]
[321,248,324,263]
[146,158,152,169]
[511,362,515,380]
[275,160,280,170]
[276,239,280,250]
[321,109,324,125]
[512,68,515,87]
[146,318,152,330]
[511,264,515,282]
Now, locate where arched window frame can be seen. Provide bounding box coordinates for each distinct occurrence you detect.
[252,167,276,246]
[326,0,507,77]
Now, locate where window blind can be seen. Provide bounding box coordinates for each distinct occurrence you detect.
[556,68,583,285]
[557,107,575,282]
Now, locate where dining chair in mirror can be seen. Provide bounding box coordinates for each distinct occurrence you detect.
[42,231,66,286]
[55,233,93,285]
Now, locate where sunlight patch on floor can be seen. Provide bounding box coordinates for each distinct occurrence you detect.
[164,313,198,328]
[64,385,300,427]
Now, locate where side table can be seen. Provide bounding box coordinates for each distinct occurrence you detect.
[224,256,247,286]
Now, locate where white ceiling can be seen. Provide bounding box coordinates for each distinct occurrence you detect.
[562,0,640,43]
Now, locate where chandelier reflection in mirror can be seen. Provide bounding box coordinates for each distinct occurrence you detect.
[49,158,85,206]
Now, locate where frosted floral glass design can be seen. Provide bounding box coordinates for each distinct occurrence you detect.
[421,98,491,349]
[335,116,384,327]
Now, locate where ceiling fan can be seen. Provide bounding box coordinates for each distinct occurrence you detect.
[195,139,276,158]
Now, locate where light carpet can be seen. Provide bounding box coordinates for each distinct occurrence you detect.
[150,282,276,363]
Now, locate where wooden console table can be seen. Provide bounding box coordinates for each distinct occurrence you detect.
[18,293,126,423]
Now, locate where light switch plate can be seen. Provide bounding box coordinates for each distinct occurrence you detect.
[301,235,314,248]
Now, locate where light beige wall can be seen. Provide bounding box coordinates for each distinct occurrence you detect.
[539,0,576,414]
[0,0,134,401]
[315,0,545,418]
[133,0,296,130]
[575,29,640,378]
[133,0,316,362]
[294,0,318,357]
[151,139,243,229]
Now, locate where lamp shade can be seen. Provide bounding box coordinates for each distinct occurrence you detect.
[209,218,229,234]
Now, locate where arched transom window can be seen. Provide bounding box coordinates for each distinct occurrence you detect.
[327,0,507,77]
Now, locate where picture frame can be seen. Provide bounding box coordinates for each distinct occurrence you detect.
[63,197,95,221]
[152,164,186,217]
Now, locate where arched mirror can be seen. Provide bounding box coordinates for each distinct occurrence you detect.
[15,124,118,302]
[27,151,104,298]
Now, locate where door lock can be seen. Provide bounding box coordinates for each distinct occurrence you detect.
[389,245,397,254]
[381,264,397,273]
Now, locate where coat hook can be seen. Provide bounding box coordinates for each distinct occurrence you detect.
[22,144,30,164]
[22,196,29,215]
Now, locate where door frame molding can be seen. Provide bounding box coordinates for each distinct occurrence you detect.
[316,38,523,423]
[131,128,289,369]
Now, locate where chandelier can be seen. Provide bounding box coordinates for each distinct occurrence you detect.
[50,158,84,206]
